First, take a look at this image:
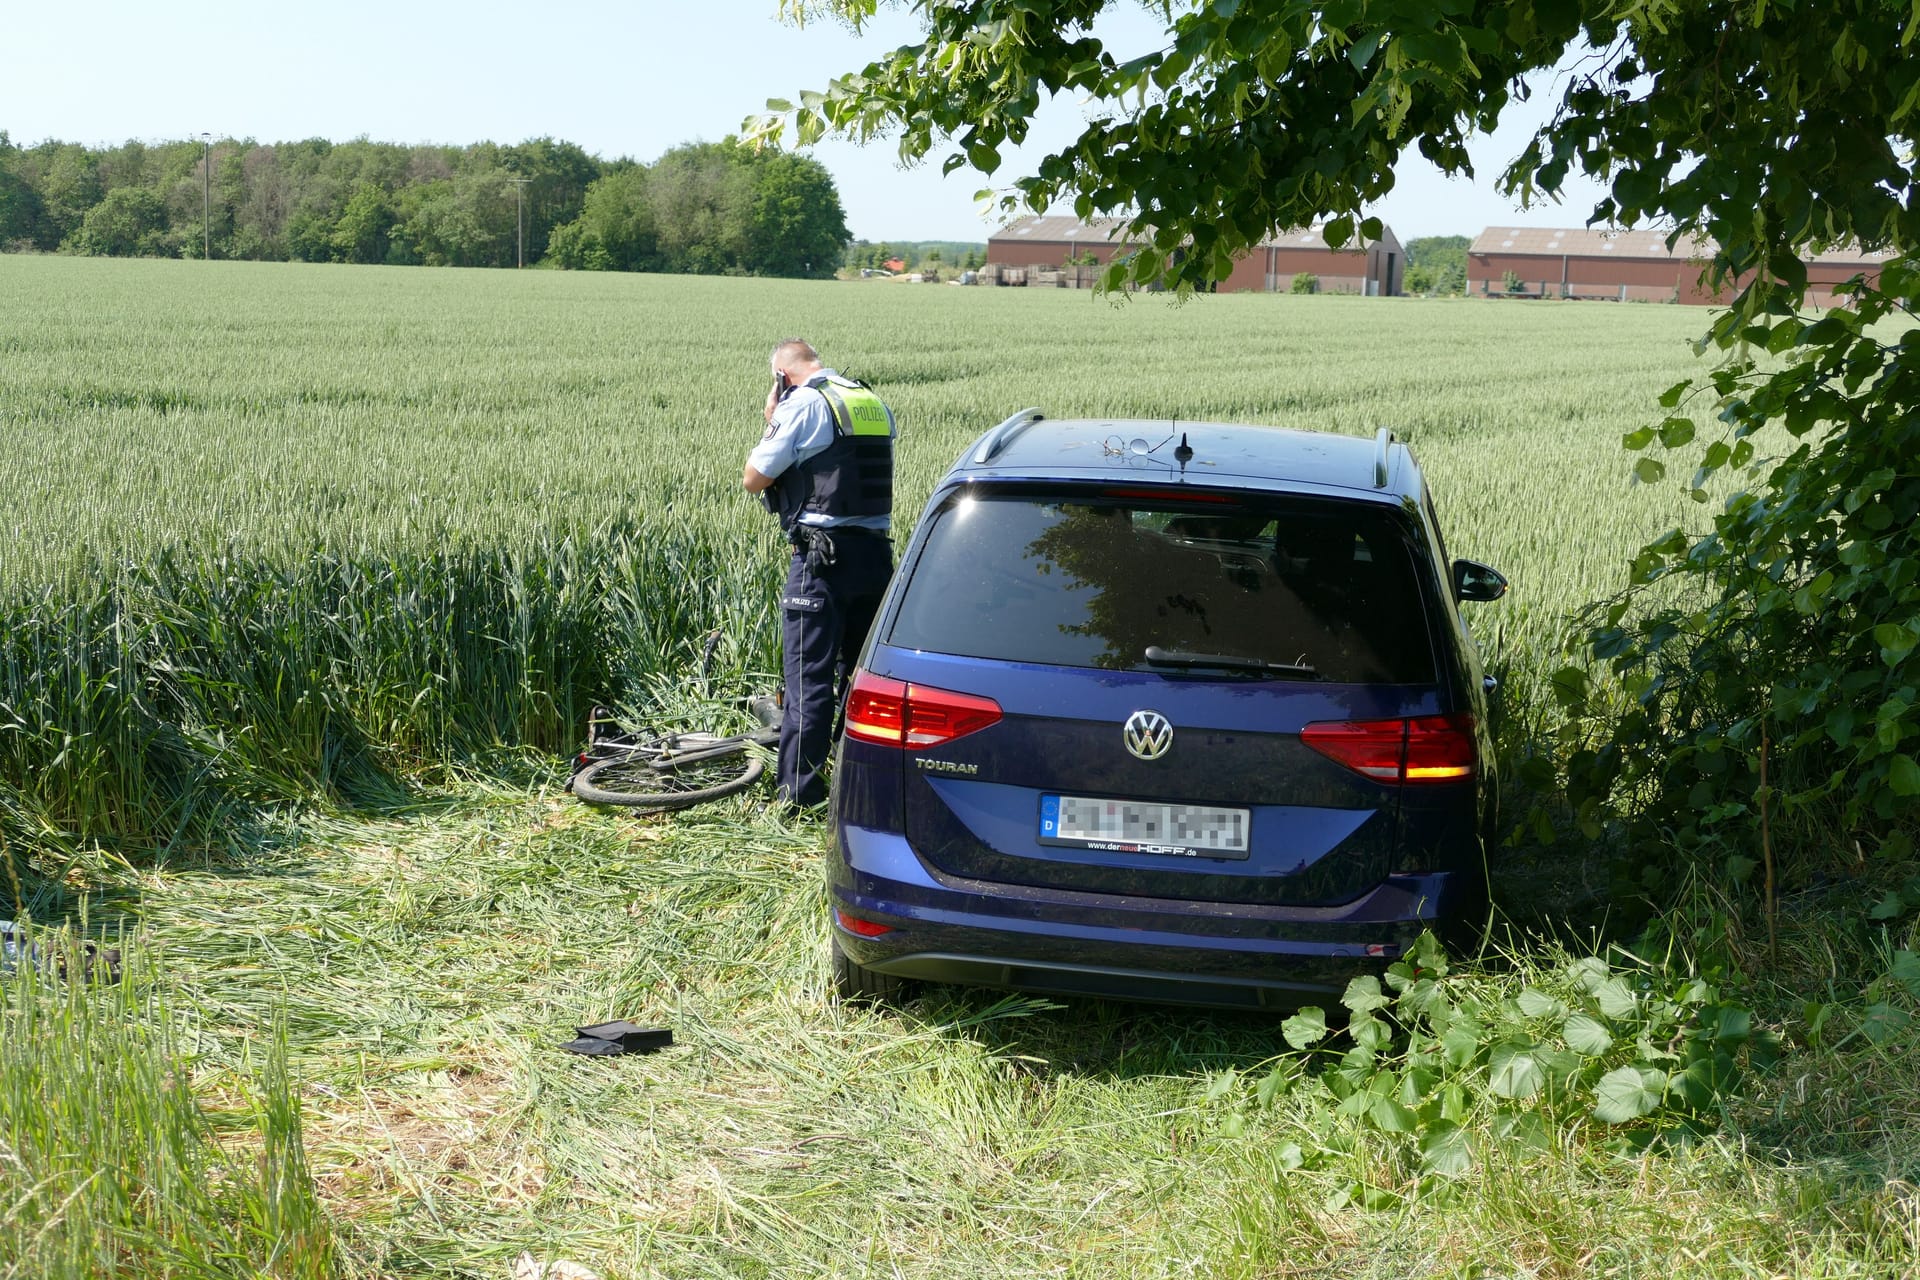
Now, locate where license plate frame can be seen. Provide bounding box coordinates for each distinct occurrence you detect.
[1038,794,1251,860]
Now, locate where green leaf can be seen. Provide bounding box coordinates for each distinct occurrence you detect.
[1350,1011,1392,1051]
[1516,987,1562,1019]
[1657,379,1690,408]
[1283,1006,1329,1049]
[1564,1012,1614,1056]
[1876,623,1919,662]
[1440,1022,1481,1069]
[1418,1120,1474,1176]
[1593,1066,1665,1123]
[1358,1183,1401,1211]
[1633,457,1666,485]
[764,97,794,112]
[1567,956,1610,992]
[1708,1004,1752,1043]
[1492,1109,1552,1152]
[1596,977,1639,1018]
[1343,974,1392,1014]
[1369,1094,1418,1133]
[1860,1002,1911,1045]
[1869,890,1908,919]
[1622,425,1655,451]
[1890,755,1920,798]
[1488,1041,1545,1100]
[1890,950,1920,999]
[1657,417,1696,448]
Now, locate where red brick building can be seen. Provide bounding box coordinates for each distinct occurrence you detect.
[985,216,1404,295]
[1468,227,1890,305]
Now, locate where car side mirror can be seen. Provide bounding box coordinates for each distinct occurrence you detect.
[1453,559,1507,602]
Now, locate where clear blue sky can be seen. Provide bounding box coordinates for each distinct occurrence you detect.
[2,1,1612,243]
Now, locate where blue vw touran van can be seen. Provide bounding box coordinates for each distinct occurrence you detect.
[826,414,1506,1009]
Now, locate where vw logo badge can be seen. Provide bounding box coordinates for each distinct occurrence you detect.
[1123,709,1174,761]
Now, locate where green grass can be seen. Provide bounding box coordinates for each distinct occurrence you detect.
[3,254,1915,1278]
[0,926,333,1278]
[18,785,1911,1278]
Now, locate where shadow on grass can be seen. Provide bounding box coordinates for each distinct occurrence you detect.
[0,747,565,944]
[887,986,1320,1083]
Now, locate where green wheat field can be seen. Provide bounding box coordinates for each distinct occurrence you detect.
[3,255,1915,1278]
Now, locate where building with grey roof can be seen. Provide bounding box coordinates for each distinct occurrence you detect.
[1468,227,1891,305]
[985,215,1403,295]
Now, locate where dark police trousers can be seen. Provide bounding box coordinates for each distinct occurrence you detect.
[779,527,893,807]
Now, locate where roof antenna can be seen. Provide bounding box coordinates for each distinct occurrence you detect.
[1173,431,1193,465]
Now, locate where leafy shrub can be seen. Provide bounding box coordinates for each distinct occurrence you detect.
[1289,272,1317,294]
[1553,262,1920,912]
[1228,933,1768,1200]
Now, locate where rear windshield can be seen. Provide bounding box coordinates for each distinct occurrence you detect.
[888,489,1437,683]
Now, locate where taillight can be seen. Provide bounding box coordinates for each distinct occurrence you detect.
[843,670,1002,750]
[844,672,908,744]
[835,909,894,936]
[1300,713,1475,783]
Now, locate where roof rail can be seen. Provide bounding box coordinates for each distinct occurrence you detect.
[1372,427,1396,488]
[972,407,1047,464]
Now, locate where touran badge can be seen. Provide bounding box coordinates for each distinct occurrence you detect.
[1123,710,1174,761]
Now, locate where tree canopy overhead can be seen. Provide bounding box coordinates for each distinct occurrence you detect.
[750,1,1916,300]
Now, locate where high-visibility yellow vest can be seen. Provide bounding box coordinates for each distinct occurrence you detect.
[771,374,895,530]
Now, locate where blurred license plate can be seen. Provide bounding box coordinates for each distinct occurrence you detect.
[1039,795,1250,860]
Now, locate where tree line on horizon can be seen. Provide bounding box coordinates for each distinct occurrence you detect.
[0,132,850,277]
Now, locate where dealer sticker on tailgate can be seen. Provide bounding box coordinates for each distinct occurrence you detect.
[1039,794,1251,860]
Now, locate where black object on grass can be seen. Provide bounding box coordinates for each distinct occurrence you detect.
[564,1021,674,1056]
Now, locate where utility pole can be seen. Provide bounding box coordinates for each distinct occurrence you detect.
[507,177,532,267]
[200,132,212,260]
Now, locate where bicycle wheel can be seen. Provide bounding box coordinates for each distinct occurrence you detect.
[571,738,765,809]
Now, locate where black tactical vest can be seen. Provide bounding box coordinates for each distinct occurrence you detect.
[771,374,896,533]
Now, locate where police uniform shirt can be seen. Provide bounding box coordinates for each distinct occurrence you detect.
[747,369,891,532]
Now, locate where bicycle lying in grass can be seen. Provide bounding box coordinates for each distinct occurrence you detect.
[568,694,781,811]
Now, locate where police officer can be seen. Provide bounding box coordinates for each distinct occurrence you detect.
[741,338,897,808]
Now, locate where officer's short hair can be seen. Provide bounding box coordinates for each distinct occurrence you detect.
[771,338,819,367]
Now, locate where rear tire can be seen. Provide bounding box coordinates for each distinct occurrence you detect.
[571,741,764,809]
[830,937,911,1006]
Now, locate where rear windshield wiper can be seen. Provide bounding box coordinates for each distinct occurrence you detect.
[1143,646,1319,680]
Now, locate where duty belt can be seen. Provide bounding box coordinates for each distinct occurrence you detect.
[789,525,885,547]
[788,524,887,569]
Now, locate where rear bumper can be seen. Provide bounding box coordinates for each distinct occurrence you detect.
[829,823,1482,1009]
